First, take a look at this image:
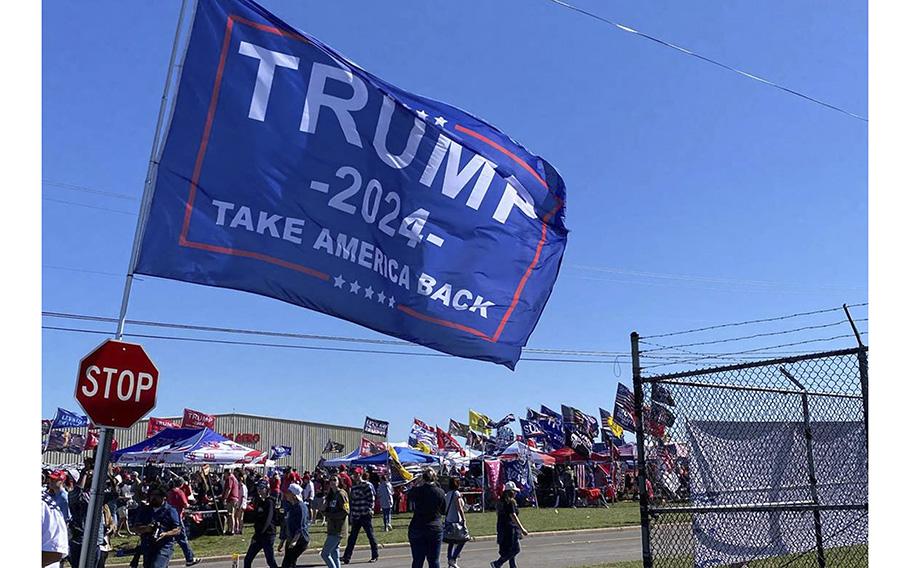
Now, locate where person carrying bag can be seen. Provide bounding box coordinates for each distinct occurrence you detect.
[442,478,470,568]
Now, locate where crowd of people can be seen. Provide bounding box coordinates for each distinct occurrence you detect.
[41,460,535,568]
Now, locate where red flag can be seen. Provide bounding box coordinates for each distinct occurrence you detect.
[435,426,465,456]
[181,408,215,429]
[147,417,182,438]
[84,429,99,450]
[359,437,387,457]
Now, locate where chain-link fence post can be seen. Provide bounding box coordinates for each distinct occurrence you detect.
[631,331,653,568]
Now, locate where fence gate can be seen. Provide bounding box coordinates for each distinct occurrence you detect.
[631,336,868,567]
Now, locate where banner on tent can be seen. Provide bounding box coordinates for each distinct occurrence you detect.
[133,0,568,369]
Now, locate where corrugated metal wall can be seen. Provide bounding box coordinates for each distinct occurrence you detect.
[42,413,382,472]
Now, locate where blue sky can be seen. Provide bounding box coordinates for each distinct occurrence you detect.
[42,0,867,442]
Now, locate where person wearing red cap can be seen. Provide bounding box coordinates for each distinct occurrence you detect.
[337,465,352,493]
[341,467,379,564]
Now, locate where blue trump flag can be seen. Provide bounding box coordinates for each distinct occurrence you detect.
[270,445,292,460]
[51,408,89,430]
[134,0,568,368]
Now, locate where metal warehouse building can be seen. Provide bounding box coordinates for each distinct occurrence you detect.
[44,412,380,473]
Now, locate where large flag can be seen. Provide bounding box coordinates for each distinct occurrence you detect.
[613,383,638,431]
[388,445,414,481]
[409,419,438,452]
[322,439,345,454]
[469,410,493,435]
[519,419,546,439]
[561,405,598,437]
[132,0,568,370]
[359,437,388,457]
[599,408,625,440]
[147,417,182,438]
[363,416,389,437]
[181,408,216,429]
[51,408,89,430]
[652,384,676,407]
[489,413,517,429]
[448,419,470,438]
[436,426,465,455]
[270,445,292,460]
[537,406,565,449]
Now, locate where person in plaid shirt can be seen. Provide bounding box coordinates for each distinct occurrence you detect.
[341,467,379,564]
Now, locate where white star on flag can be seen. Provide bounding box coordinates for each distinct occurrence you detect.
[434,116,447,127]
[350,281,361,294]
[333,275,346,288]
[388,296,396,308]
[416,109,428,120]
[377,291,386,304]
[364,286,374,299]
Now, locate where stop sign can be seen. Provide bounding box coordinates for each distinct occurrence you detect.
[75,339,158,428]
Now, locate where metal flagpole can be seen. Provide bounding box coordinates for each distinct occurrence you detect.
[79,3,192,568]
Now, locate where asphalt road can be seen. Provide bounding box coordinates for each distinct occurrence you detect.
[184,527,643,567]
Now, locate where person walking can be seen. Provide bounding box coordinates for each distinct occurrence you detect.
[167,479,201,566]
[444,477,469,568]
[42,486,69,568]
[134,485,184,568]
[221,470,241,535]
[243,479,279,568]
[408,469,446,568]
[320,475,349,568]
[377,474,394,531]
[281,483,311,568]
[341,467,379,564]
[236,470,248,535]
[490,482,529,568]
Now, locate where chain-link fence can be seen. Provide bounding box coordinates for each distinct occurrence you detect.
[631,340,868,568]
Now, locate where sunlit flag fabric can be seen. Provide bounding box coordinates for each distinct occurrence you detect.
[469,410,493,435]
[613,383,638,431]
[270,445,292,460]
[181,408,216,429]
[409,418,438,452]
[448,419,470,438]
[51,408,89,430]
[133,0,568,369]
[363,416,389,437]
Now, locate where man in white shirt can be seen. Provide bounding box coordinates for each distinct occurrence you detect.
[42,492,68,567]
[301,473,315,518]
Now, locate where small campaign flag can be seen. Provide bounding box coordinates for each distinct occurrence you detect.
[652,384,676,407]
[448,419,470,438]
[146,417,182,438]
[181,408,216,429]
[51,408,89,430]
[363,416,389,437]
[469,410,492,435]
[322,440,345,454]
[270,445,292,460]
[436,426,465,455]
[133,0,568,369]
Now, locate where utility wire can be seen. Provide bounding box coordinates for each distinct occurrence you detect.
[43,197,137,216]
[641,303,867,340]
[43,180,137,201]
[639,319,851,352]
[544,0,867,122]
[42,325,624,364]
[642,333,865,371]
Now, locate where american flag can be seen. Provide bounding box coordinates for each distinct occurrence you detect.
[614,383,638,430]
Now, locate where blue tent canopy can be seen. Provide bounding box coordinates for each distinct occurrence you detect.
[111,427,261,465]
[322,446,438,468]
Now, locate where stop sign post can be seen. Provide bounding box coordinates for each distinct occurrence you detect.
[75,339,158,568]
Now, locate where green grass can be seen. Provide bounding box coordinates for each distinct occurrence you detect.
[110,503,640,561]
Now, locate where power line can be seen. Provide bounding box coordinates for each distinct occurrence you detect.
[544,0,867,122]
[641,303,867,340]
[639,318,852,352]
[41,311,630,357]
[42,325,625,364]
[642,333,865,371]
[43,180,137,201]
[42,197,137,216]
